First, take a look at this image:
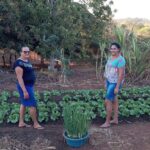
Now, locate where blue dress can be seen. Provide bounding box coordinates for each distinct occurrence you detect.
[14,59,37,107]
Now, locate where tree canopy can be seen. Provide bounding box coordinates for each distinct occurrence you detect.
[0,0,113,58]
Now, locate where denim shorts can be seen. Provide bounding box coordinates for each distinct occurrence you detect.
[17,84,37,107]
[105,80,121,101]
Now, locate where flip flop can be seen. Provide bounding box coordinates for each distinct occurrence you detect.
[19,124,31,128]
[110,120,118,125]
[33,126,44,130]
[100,123,110,128]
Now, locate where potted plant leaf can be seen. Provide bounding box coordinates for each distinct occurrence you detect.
[63,101,93,148]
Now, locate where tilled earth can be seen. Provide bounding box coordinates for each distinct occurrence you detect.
[0,66,150,150]
[0,121,150,150]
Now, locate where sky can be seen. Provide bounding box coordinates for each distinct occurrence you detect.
[74,0,150,20]
[112,0,150,19]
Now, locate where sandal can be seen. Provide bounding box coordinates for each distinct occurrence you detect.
[19,123,31,128]
[110,120,118,125]
[100,123,110,128]
[33,125,44,130]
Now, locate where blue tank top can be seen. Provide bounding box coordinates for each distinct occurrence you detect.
[13,59,36,86]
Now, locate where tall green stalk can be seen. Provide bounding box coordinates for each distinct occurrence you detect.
[113,26,149,79]
[63,102,92,138]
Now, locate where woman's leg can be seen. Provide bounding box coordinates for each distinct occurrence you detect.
[100,100,112,127]
[19,104,26,127]
[111,97,119,124]
[101,82,116,127]
[29,107,44,129]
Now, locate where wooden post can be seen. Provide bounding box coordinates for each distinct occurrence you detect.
[2,55,5,68]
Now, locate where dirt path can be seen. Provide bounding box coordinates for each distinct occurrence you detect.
[0,121,150,150]
[1,66,150,92]
[0,66,102,92]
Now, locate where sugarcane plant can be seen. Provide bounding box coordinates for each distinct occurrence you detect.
[113,26,150,81]
[59,48,70,85]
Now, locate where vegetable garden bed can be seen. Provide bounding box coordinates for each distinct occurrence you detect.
[0,86,150,124]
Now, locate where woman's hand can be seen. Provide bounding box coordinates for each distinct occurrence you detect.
[23,91,29,99]
[114,87,119,94]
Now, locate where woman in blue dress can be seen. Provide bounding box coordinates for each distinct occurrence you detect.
[14,47,44,129]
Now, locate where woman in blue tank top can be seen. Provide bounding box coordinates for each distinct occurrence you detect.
[14,47,44,129]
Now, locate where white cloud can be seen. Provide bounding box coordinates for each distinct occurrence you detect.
[74,0,150,19]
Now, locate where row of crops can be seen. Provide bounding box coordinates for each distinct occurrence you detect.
[0,86,150,123]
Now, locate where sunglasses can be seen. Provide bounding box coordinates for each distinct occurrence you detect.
[22,51,30,54]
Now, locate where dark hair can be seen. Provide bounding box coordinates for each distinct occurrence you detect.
[20,46,30,52]
[110,42,121,50]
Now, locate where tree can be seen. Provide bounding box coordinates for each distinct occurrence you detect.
[0,0,52,51]
[0,0,113,59]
